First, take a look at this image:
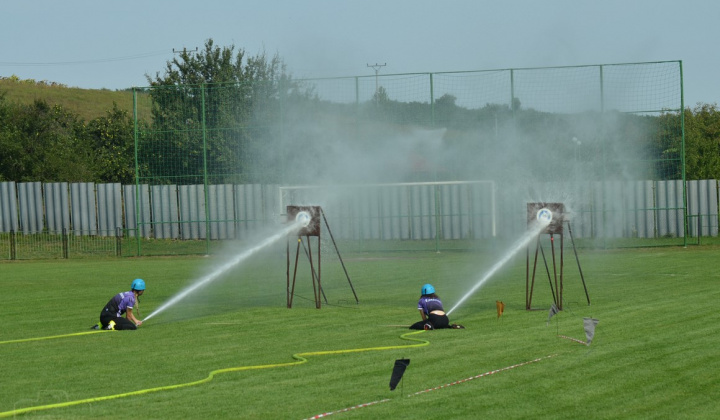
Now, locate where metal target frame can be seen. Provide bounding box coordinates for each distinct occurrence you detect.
[286,205,359,309]
[525,202,590,311]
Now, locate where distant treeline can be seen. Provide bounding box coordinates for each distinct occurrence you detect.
[0,96,136,184]
[4,88,716,185]
[1,40,718,184]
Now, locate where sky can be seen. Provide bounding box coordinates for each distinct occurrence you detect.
[1,0,718,107]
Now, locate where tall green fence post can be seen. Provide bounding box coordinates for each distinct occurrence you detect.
[201,84,211,254]
[600,64,606,246]
[133,88,142,257]
[430,73,440,253]
[679,60,688,247]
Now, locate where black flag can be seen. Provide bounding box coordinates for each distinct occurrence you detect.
[389,359,410,391]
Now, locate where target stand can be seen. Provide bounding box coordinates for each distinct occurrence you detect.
[286,205,358,309]
[525,202,590,311]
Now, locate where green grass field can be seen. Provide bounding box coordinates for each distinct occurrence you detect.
[1,243,719,419]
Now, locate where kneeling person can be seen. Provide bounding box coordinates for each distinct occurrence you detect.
[99,279,145,330]
[409,283,463,330]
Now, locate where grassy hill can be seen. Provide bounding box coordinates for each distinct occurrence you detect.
[0,77,152,121]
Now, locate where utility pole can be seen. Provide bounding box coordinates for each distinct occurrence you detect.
[367,63,386,105]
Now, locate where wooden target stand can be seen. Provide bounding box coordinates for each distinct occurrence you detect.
[286,205,359,309]
[525,202,590,311]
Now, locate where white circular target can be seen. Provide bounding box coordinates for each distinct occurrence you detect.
[536,208,553,223]
[296,211,312,227]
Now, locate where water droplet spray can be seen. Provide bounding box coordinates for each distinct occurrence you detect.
[447,208,553,315]
[143,212,312,321]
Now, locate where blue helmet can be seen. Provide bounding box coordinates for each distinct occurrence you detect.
[131,278,146,291]
[421,283,435,295]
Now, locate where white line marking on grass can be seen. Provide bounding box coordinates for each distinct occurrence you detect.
[558,335,589,345]
[302,354,558,419]
[303,398,391,419]
[409,354,558,396]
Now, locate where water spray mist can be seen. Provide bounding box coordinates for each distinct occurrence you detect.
[143,213,310,321]
[446,208,553,315]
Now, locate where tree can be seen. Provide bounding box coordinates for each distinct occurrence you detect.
[372,86,390,104]
[86,103,138,184]
[683,103,720,179]
[435,93,457,108]
[144,39,294,184]
[0,93,23,182]
[0,96,96,182]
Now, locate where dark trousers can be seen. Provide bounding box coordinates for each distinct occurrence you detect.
[100,313,137,330]
[409,313,450,330]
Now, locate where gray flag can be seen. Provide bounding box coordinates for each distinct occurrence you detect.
[546,303,559,325]
[583,318,599,344]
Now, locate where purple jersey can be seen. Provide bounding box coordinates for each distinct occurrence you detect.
[104,291,136,317]
[417,296,444,315]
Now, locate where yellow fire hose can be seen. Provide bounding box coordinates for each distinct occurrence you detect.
[0,330,429,418]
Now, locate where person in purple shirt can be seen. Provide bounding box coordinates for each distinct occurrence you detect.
[409,283,463,330]
[93,279,145,330]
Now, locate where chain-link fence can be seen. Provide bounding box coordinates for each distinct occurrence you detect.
[0,62,695,259]
[129,61,688,255]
